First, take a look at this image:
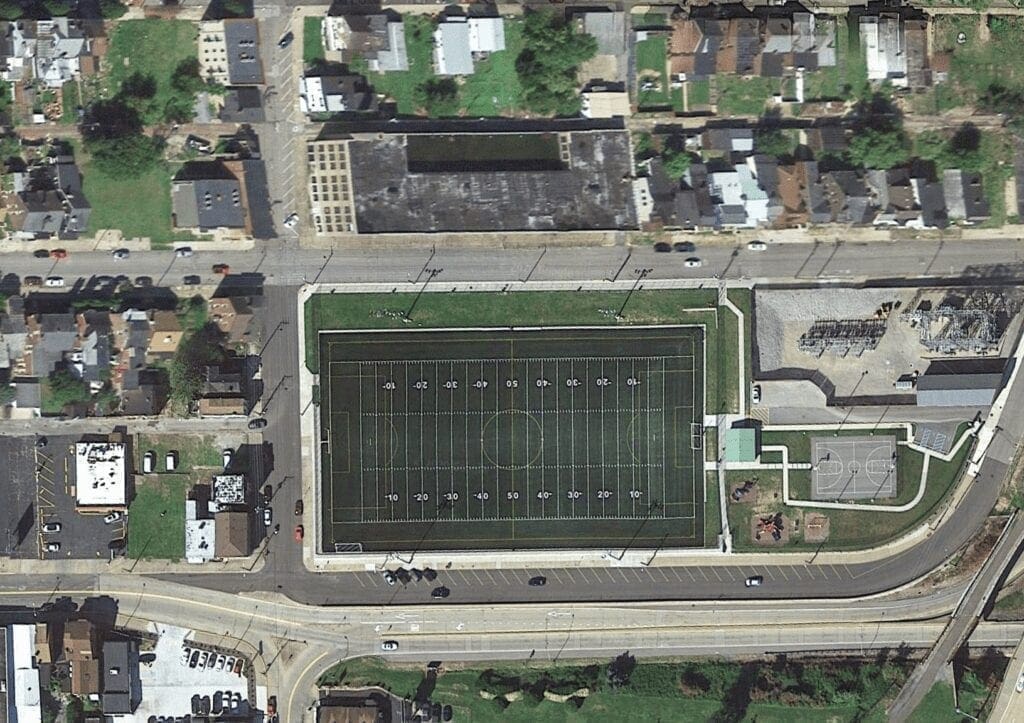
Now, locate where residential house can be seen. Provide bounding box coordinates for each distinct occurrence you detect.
[62,620,100,699]
[214,510,253,558]
[803,125,847,156]
[581,88,630,118]
[198,19,264,86]
[943,169,989,223]
[208,296,254,344]
[821,170,877,225]
[867,167,949,228]
[121,368,169,416]
[701,128,754,155]
[0,18,102,87]
[146,310,183,360]
[219,87,265,123]
[300,74,379,115]
[0,299,29,382]
[643,157,717,229]
[322,13,409,71]
[6,156,91,239]
[23,312,78,377]
[433,16,505,76]
[72,311,112,392]
[109,309,151,392]
[860,14,932,89]
[669,16,762,80]
[761,13,836,78]
[101,638,139,715]
[708,164,771,227]
[198,357,249,415]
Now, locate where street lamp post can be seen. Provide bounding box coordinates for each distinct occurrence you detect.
[616,267,653,320]
[404,267,443,323]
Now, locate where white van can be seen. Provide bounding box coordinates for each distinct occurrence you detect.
[44,276,65,287]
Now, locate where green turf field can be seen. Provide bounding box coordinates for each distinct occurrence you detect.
[319,326,705,552]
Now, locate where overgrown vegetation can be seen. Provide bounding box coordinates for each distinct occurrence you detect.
[168,324,227,415]
[42,369,91,415]
[516,10,596,116]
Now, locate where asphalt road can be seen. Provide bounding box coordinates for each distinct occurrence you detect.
[5,238,1024,291]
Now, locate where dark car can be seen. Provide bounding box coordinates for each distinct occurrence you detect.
[411,568,424,582]
[248,418,268,430]
[295,499,304,516]
[432,703,443,720]
[654,241,672,253]
[278,31,294,48]
[263,484,274,504]
[35,436,47,448]
[422,567,437,581]
[395,568,412,584]
[183,275,202,285]
[443,705,453,721]
[528,575,547,587]
[673,241,696,253]
[431,586,450,599]
[33,248,49,258]
[134,276,152,287]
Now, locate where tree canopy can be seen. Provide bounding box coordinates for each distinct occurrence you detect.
[515,10,596,116]
[845,127,910,170]
[82,99,164,177]
[414,78,459,117]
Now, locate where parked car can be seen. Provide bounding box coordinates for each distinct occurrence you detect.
[45,542,60,552]
[206,652,217,668]
[189,650,201,668]
[175,247,194,258]
[294,525,304,542]
[263,507,272,526]
[1016,671,1024,693]
[411,568,424,582]
[528,575,547,587]
[35,436,47,448]
[248,418,268,430]
[684,257,702,268]
[423,568,437,581]
[142,451,155,474]
[443,705,453,721]
[183,275,202,285]
[212,263,230,275]
[380,640,399,651]
[278,31,294,48]
[233,658,244,675]
[49,248,67,259]
[165,450,178,472]
[222,449,232,468]
[225,656,235,672]
[294,499,303,516]
[135,276,153,287]
[382,570,396,585]
[283,212,299,228]
[33,248,50,258]
[745,575,764,587]
[747,240,768,251]
[654,241,672,252]
[41,522,61,533]
[112,248,130,260]
[431,586,450,599]
[24,276,42,287]
[673,241,695,253]
[44,276,65,287]
[181,647,191,666]
[216,654,227,671]
[751,384,762,405]
[263,484,274,504]
[104,511,123,524]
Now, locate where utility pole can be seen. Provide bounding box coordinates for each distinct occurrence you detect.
[616,267,652,320]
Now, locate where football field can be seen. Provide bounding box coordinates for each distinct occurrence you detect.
[318,326,705,552]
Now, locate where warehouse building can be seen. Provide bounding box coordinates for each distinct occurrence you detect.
[916,358,1008,407]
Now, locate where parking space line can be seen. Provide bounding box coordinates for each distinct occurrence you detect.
[483,570,496,584]
[777,567,790,581]
[709,567,723,582]
[789,566,803,581]
[695,567,709,581]
[668,568,683,582]
[469,570,485,585]
[720,567,737,581]
[802,566,816,581]
[496,570,510,584]
[548,569,564,584]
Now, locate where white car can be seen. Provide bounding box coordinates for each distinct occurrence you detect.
[222,449,233,468]
[684,257,702,268]
[216,654,227,671]
[745,575,764,587]
[142,451,155,474]
[45,542,60,553]
[747,240,768,251]
[165,451,178,472]
[44,276,65,287]
[112,249,130,260]
[1017,671,1024,693]
[263,507,272,526]
[42,522,61,533]
[104,511,123,524]
[380,640,399,651]
[283,213,299,228]
[751,384,762,405]
[175,247,193,258]
[181,648,191,666]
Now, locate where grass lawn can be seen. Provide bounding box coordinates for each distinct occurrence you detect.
[728,433,973,552]
[80,153,192,247]
[907,682,957,722]
[631,12,670,30]
[456,20,524,117]
[993,585,1024,617]
[135,434,223,474]
[704,474,721,546]
[305,289,744,413]
[687,79,710,108]
[359,16,434,115]
[319,657,896,722]
[128,475,190,559]
[61,82,80,124]
[635,37,670,109]
[303,17,324,67]
[103,20,198,125]
[715,74,776,116]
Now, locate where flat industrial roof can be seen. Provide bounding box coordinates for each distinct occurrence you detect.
[74,442,127,507]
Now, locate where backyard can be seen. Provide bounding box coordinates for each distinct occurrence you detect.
[635,36,673,110]
[802,17,867,101]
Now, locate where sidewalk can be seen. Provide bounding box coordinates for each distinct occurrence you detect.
[0,551,266,576]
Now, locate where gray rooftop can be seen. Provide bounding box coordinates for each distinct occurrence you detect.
[223,19,263,85]
[434,21,474,76]
[347,130,637,233]
[171,162,245,231]
[582,11,625,56]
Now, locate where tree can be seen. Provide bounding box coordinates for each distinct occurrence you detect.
[168,324,227,414]
[516,10,597,116]
[754,128,794,158]
[413,78,459,117]
[42,0,70,16]
[0,0,21,20]
[606,651,637,688]
[171,57,205,96]
[845,127,910,170]
[916,124,983,172]
[46,369,91,412]
[82,99,164,177]
[661,146,692,181]
[0,384,15,406]
[633,131,655,163]
[99,0,127,18]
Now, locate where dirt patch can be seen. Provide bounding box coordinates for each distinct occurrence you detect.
[752,512,793,545]
[804,513,831,543]
[914,516,1005,591]
[730,481,758,505]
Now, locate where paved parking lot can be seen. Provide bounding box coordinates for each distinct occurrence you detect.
[0,435,127,559]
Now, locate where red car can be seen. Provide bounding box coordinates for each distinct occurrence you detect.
[294,525,304,542]
[212,263,230,275]
[50,249,67,259]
